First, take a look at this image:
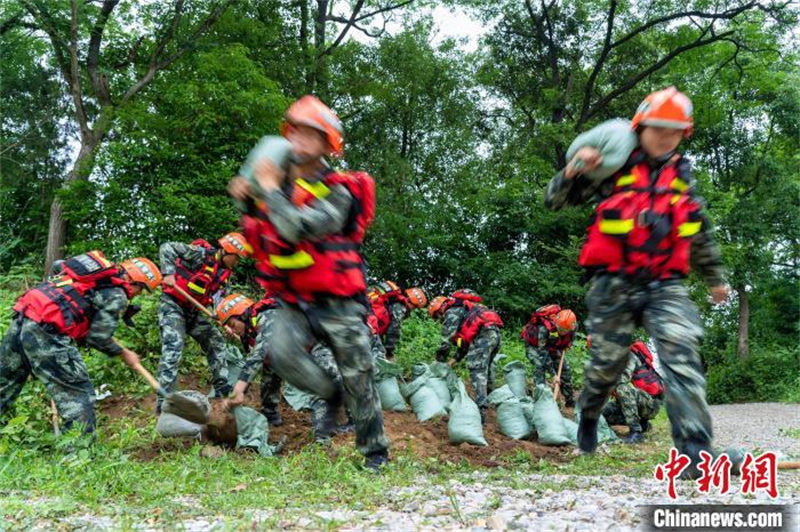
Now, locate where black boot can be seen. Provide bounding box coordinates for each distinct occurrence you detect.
[262,408,283,427]
[578,416,599,453]
[312,403,338,444]
[678,441,714,480]
[623,429,644,444]
[641,419,651,433]
[364,450,390,472]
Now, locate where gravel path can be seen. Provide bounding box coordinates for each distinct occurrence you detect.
[709,403,800,459]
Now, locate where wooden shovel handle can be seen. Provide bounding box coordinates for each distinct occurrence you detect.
[169,284,216,319]
[553,350,566,403]
[130,361,168,398]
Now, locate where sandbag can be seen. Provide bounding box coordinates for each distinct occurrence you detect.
[566,119,639,181]
[428,361,454,408]
[563,417,579,444]
[503,360,528,398]
[447,379,487,446]
[155,412,203,439]
[488,385,531,440]
[530,385,572,445]
[374,358,407,412]
[401,375,446,422]
[163,390,211,424]
[237,136,292,207]
[282,382,317,412]
[232,406,275,457]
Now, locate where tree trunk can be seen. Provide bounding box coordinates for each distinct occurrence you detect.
[43,138,99,274]
[737,285,749,359]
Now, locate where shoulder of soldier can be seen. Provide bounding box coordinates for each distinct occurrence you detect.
[92,286,129,312]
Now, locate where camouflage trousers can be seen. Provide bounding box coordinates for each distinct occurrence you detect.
[266,298,389,456]
[0,316,96,433]
[602,387,663,432]
[306,343,348,431]
[579,275,712,453]
[370,333,387,361]
[525,345,575,405]
[259,365,282,417]
[459,326,501,410]
[157,295,231,410]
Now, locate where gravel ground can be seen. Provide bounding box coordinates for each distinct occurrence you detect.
[22,402,800,531]
[709,403,800,459]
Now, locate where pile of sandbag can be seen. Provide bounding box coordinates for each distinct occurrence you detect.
[374,357,407,412]
[401,363,447,422]
[528,385,572,445]
[573,408,619,445]
[488,385,531,440]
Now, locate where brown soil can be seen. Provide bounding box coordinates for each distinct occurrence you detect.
[103,374,585,467]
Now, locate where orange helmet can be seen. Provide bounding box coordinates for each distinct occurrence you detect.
[218,232,252,258]
[119,257,162,292]
[283,95,344,156]
[367,286,382,302]
[404,287,428,309]
[427,295,451,319]
[376,280,400,295]
[631,86,693,137]
[216,293,254,324]
[554,309,577,334]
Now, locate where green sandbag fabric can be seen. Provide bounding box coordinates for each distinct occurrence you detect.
[574,409,619,444]
[503,360,528,398]
[530,385,572,445]
[428,361,454,408]
[282,382,316,412]
[235,136,293,211]
[374,358,407,412]
[488,385,531,440]
[232,406,276,457]
[566,119,639,181]
[447,379,487,446]
[401,375,446,422]
[563,418,579,445]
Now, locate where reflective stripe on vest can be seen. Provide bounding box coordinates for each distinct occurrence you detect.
[598,218,634,235]
[678,221,702,237]
[268,250,315,269]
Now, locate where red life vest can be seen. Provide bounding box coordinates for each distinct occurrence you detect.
[451,290,483,304]
[366,313,380,335]
[521,305,572,354]
[630,341,665,397]
[369,298,392,336]
[242,170,375,303]
[452,301,504,348]
[13,251,132,342]
[578,152,704,280]
[241,297,279,352]
[163,239,231,307]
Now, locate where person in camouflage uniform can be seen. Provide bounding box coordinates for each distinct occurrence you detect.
[602,344,664,443]
[157,233,250,412]
[431,292,503,417]
[545,87,730,478]
[228,95,389,470]
[215,294,283,426]
[0,254,160,434]
[522,307,578,407]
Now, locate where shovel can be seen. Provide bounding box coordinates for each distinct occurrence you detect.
[126,354,210,424]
